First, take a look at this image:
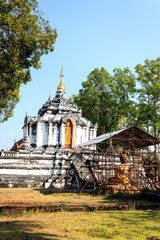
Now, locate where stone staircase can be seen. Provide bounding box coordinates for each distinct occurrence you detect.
[48,151,101,191]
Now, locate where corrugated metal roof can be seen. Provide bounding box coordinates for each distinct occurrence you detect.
[79,129,122,147]
[78,126,160,149]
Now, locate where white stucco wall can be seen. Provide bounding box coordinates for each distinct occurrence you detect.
[76,126,81,146]
[61,123,65,147]
[0,169,53,175]
[42,123,48,146]
[52,125,57,146]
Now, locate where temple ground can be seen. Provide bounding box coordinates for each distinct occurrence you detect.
[0,210,160,240]
[0,189,160,239]
[0,187,159,207]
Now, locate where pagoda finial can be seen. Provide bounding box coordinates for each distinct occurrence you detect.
[58,65,65,92]
[25,112,28,123]
[49,89,51,101]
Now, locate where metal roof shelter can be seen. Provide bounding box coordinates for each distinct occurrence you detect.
[78,126,160,149]
[55,126,160,194]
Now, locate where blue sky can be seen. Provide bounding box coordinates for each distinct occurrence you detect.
[0,0,160,150]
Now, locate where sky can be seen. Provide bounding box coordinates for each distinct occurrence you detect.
[1,0,160,150]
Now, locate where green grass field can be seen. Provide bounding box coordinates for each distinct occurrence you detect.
[0,210,160,240]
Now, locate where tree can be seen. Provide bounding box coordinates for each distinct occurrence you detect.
[73,67,136,136]
[0,0,57,122]
[111,67,136,128]
[135,58,160,137]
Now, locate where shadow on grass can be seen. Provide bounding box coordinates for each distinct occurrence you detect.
[35,188,145,205]
[103,192,143,200]
[100,192,160,207]
[33,187,61,196]
[35,187,81,196]
[0,221,62,240]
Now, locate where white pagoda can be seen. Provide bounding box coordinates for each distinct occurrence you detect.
[0,66,97,188]
[23,66,97,150]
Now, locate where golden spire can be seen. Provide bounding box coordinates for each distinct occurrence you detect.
[58,65,65,91]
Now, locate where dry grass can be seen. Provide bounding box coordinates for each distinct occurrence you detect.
[0,189,108,206]
[0,188,155,207]
[0,189,159,239]
[0,210,160,240]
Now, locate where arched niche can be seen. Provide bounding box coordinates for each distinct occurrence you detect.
[65,117,77,148]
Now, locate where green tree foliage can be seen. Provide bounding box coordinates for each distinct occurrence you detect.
[0,0,57,122]
[135,58,160,137]
[73,67,136,135]
[111,68,137,127]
